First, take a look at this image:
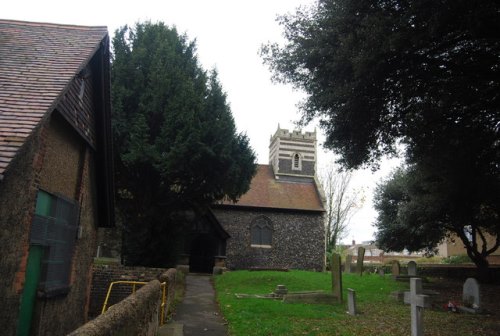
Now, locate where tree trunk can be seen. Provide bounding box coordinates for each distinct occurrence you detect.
[467,250,493,283]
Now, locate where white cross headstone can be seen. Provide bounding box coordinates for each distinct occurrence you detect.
[409,278,430,336]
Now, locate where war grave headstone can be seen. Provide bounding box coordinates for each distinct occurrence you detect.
[457,278,481,314]
[356,247,365,276]
[407,261,417,276]
[408,278,430,336]
[344,254,353,273]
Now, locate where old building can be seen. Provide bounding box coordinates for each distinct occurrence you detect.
[183,127,326,272]
[0,20,114,335]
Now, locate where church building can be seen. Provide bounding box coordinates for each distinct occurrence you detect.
[183,127,326,272]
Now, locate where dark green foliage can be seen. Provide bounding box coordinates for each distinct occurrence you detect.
[261,0,499,272]
[112,22,256,266]
[374,165,499,275]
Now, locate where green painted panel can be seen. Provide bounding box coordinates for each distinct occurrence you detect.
[17,245,43,336]
[35,191,52,216]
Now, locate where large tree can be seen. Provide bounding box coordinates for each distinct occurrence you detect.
[261,0,499,273]
[112,22,256,266]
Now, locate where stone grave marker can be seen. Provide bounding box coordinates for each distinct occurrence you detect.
[347,288,357,315]
[407,261,417,276]
[356,247,365,276]
[392,261,401,277]
[459,278,481,313]
[344,254,353,273]
[378,268,385,277]
[408,278,430,336]
[331,253,343,302]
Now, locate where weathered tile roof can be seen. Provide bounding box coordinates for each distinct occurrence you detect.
[0,19,108,178]
[218,164,325,212]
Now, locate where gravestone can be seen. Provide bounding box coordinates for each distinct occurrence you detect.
[407,261,417,276]
[392,261,401,276]
[378,268,385,277]
[344,254,353,273]
[462,278,480,309]
[356,247,365,276]
[274,285,288,296]
[331,253,343,302]
[409,278,430,336]
[347,288,357,315]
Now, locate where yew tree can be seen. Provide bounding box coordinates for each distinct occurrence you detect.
[262,0,499,274]
[112,22,256,266]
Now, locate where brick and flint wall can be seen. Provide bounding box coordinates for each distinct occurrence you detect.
[0,110,101,335]
[213,207,325,271]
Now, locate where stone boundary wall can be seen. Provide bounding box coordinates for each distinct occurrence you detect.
[88,265,175,319]
[361,264,500,280]
[68,279,161,336]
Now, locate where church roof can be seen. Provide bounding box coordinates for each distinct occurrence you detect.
[217,164,325,212]
[0,19,108,178]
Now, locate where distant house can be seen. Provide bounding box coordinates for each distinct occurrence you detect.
[182,127,326,272]
[0,20,114,336]
[437,233,500,264]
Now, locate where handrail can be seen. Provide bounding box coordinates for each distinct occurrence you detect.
[101,280,168,325]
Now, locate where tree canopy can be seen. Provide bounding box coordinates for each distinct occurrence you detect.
[262,0,499,272]
[112,22,256,266]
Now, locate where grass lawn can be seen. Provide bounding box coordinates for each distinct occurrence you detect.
[214,270,499,336]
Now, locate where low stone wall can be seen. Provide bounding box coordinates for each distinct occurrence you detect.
[69,268,178,335]
[361,263,500,280]
[68,280,161,336]
[159,268,177,322]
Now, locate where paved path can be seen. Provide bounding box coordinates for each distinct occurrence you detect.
[160,274,228,336]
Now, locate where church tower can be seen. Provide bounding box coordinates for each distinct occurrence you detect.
[269,126,317,181]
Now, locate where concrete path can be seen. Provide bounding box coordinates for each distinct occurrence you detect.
[159,274,228,336]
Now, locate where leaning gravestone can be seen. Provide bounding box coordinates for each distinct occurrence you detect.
[347,288,357,315]
[331,253,343,302]
[407,261,418,276]
[344,254,353,273]
[357,247,365,276]
[461,278,481,312]
[392,261,401,277]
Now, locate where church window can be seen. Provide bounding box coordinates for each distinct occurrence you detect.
[250,216,273,248]
[292,153,301,170]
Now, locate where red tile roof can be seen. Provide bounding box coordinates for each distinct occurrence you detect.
[218,164,325,212]
[0,19,108,178]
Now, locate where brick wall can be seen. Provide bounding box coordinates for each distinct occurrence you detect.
[213,208,325,271]
[88,265,175,318]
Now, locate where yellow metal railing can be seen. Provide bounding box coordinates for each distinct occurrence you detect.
[101,280,168,325]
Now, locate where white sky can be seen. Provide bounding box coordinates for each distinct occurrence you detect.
[3,0,401,244]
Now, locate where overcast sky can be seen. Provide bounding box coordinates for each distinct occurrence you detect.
[3,0,401,244]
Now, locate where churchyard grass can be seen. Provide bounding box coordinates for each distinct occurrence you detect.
[214,270,499,336]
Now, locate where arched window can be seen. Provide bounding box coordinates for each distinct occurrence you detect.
[292,153,301,170]
[250,216,272,247]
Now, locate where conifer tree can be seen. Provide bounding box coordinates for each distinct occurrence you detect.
[111,22,256,266]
